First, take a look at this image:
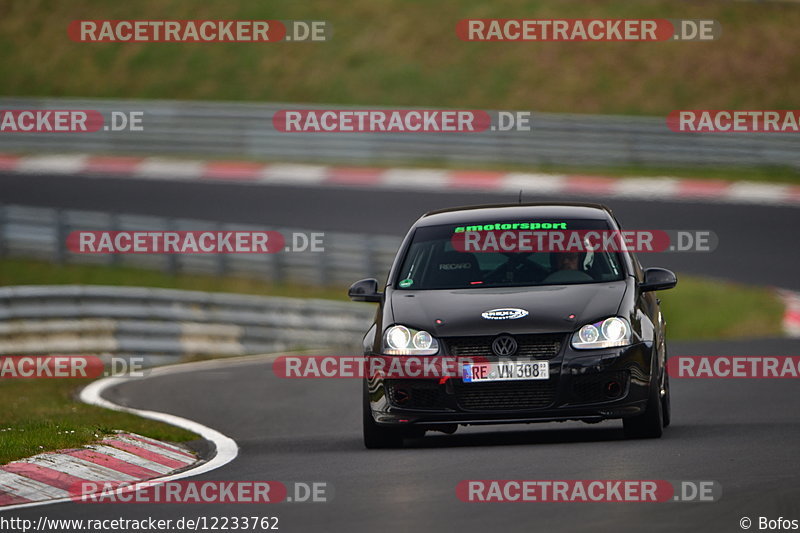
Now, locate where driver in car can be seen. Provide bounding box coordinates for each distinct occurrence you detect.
[555,251,581,271]
[544,251,594,283]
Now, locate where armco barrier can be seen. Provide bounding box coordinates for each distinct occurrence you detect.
[0,285,375,365]
[0,97,798,169]
[0,203,403,287]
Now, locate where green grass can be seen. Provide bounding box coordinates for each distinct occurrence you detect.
[1,1,799,116]
[659,276,784,341]
[0,378,197,465]
[0,258,349,301]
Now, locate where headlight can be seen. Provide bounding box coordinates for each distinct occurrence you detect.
[383,325,439,355]
[571,317,631,349]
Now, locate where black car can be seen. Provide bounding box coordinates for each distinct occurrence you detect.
[349,203,677,448]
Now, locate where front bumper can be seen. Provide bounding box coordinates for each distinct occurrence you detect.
[367,342,655,427]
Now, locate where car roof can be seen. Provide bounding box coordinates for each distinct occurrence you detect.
[416,202,614,227]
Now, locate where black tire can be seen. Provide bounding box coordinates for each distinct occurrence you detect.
[362,382,404,449]
[623,375,664,439]
[661,372,671,428]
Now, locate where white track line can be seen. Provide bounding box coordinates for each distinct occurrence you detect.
[0,354,283,511]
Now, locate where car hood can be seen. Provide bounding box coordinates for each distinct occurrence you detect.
[389,281,628,337]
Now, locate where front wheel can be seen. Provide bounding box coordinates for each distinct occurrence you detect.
[661,372,671,428]
[623,376,664,439]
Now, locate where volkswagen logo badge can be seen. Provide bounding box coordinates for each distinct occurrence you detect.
[492,335,518,357]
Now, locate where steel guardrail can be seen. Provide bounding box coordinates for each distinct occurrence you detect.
[1,97,797,169]
[0,285,375,364]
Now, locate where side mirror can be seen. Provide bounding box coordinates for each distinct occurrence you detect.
[348,278,382,302]
[640,268,677,292]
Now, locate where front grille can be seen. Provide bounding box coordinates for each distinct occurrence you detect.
[453,379,558,411]
[571,371,630,404]
[386,380,447,410]
[445,334,564,359]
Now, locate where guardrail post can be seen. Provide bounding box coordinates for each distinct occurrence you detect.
[317,233,329,286]
[166,217,179,276]
[272,228,285,285]
[110,213,121,266]
[54,209,67,265]
[0,204,5,259]
[216,221,228,277]
[364,234,377,280]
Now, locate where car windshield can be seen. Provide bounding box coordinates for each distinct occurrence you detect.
[395,219,626,290]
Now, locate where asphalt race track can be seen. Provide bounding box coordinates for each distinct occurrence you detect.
[3,172,800,532]
[6,339,800,532]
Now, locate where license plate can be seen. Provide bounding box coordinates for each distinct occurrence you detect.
[462,361,549,383]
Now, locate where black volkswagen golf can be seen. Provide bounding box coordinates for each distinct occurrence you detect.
[349,203,677,448]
